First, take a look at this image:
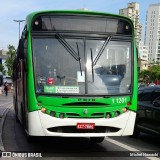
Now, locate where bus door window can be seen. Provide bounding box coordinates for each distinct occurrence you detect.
[17,63,21,80]
[118,45,131,93]
[86,40,131,94]
[86,39,108,94]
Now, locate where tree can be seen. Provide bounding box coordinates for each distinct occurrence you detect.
[0,63,6,75]
[139,70,151,85]
[139,64,160,84]
[149,65,160,81]
[5,45,16,77]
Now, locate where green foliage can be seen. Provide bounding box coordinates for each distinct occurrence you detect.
[139,65,160,83]
[0,63,6,75]
[5,45,16,77]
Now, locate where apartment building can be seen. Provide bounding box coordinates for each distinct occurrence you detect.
[0,49,12,86]
[119,2,142,47]
[138,41,148,71]
[144,3,160,64]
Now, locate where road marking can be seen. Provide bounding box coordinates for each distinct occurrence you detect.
[0,101,12,106]
[105,137,160,160]
[0,103,13,152]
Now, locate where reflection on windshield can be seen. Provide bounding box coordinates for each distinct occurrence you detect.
[32,37,132,95]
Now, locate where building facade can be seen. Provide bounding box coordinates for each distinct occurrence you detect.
[119,2,142,47]
[138,41,148,71]
[0,49,12,86]
[144,3,160,64]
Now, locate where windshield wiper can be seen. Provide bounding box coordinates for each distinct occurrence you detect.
[49,16,79,61]
[93,35,112,65]
[90,48,94,82]
[56,34,79,61]
[76,42,82,76]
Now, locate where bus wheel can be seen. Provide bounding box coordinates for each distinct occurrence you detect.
[14,101,19,122]
[26,135,34,143]
[15,108,19,123]
[90,137,105,143]
[16,115,20,123]
[130,128,140,138]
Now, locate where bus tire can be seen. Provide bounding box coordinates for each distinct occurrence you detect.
[16,115,20,123]
[14,100,19,123]
[90,137,105,143]
[26,134,34,143]
[130,128,140,138]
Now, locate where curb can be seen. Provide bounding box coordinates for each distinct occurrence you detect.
[0,107,11,151]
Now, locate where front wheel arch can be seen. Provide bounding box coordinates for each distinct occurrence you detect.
[90,137,105,143]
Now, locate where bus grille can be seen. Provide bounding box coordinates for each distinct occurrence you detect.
[66,113,104,118]
[47,126,120,133]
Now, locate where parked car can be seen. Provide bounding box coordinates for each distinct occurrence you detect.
[138,83,146,89]
[132,85,160,137]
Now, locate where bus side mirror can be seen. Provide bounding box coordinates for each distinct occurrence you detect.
[136,47,139,62]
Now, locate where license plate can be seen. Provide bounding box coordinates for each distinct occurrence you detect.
[76,123,95,129]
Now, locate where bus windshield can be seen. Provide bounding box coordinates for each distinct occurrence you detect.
[32,37,132,95]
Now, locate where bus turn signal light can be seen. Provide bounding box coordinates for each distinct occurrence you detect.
[38,102,41,106]
[127,102,131,106]
[105,113,111,119]
[41,108,46,113]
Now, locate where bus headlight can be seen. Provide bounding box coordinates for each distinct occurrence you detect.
[105,113,111,119]
[114,111,120,117]
[50,111,56,117]
[59,113,65,119]
[37,102,41,106]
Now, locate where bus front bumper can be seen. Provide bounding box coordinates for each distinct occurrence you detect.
[28,110,136,137]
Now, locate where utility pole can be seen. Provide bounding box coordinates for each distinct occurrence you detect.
[13,20,25,40]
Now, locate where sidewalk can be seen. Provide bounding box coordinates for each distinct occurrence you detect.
[0,93,13,151]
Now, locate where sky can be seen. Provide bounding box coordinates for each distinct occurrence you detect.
[0,0,160,50]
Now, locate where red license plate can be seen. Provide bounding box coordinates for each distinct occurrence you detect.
[76,123,95,129]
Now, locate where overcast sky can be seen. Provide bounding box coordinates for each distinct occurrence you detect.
[0,0,160,49]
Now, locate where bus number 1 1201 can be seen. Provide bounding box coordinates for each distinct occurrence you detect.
[112,97,127,104]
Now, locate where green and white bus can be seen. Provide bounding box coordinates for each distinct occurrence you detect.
[13,10,137,143]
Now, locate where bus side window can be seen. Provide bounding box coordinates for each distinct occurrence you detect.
[22,25,27,39]
[18,39,25,59]
[12,57,18,80]
[12,70,17,81]
[17,63,21,80]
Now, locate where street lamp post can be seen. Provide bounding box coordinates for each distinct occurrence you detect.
[13,20,25,40]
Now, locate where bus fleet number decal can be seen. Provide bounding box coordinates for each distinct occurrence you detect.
[112,97,127,104]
